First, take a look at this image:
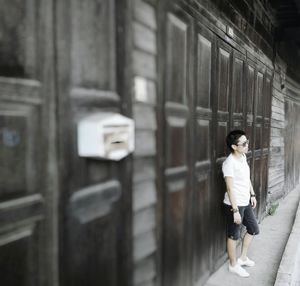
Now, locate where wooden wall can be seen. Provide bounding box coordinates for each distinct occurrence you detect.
[132,1,158,286]
[267,59,286,205]
[124,0,300,283]
[268,59,300,207]
[132,0,298,285]
[284,77,300,193]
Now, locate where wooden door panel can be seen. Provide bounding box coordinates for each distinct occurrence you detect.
[0,193,43,286]
[165,104,188,168]
[0,233,39,286]
[260,156,268,213]
[254,71,264,151]
[245,62,255,171]
[71,0,116,90]
[217,47,230,113]
[253,70,264,218]
[193,177,210,283]
[0,108,30,195]
[163,10,190,286]
[254,122,262,157]
[231,51,245,129]
[65,128,124,285]
[166,13,188,104]
[216,122,228,160]
[253,156,262,216]
[195,120,211,161]
[0,0,38,78]
[212,40,232,264]
[263,74,272,149]
[67,181,121,286]
[216,43,230,161]
[256,72,264,116]
[192,25,213,284]
[0,195,43,229]
[252,66,273,220]
[63,1,132,285]
[232,57,244,113]
[164,178,187,281]
[246,64,255,118]
[196,34,212,109]
[259,71,272,216]
[0,88,41,198]
[194,117,212,282]
[0,71,44,286]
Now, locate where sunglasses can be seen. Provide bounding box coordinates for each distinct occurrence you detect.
[236,139,249,147]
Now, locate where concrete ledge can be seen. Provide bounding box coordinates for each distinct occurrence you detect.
[274,195,300,285]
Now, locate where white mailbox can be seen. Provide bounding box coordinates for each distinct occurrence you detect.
[77,113,134,161]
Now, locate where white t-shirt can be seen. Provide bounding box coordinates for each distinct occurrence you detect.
[222,153,250,206]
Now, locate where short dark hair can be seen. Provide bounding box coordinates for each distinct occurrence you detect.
[226,130,246,152]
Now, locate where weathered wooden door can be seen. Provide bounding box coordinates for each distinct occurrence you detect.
[260,70,272,218]
[210,38,232,268]
[245,58,256,178]
[56,0,133,286]
[252,64,273,220]
[252,66,264,219]
[159,2,232,284]
[0,1,58,286]
[191,22,215,285]
[245,58,272,221]
[0,1,133,286]
[159,4,192,285]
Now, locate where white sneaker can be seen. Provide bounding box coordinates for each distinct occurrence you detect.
[229,263,250,277]
[238,257,255,267]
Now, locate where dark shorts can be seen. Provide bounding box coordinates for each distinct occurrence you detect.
[224,203,259,240]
